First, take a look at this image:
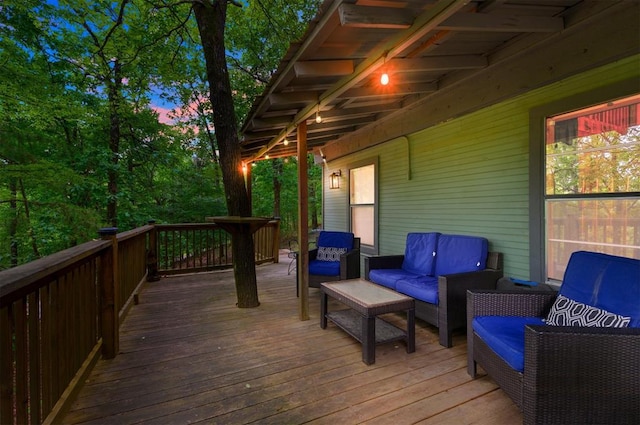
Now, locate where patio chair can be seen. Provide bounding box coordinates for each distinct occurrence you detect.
[302,230,360,289]
[467,251,640,425]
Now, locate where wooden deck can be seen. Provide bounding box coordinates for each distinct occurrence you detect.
[63,252,522,424]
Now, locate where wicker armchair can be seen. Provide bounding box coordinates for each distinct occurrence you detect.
[467,251,640,425]
[304,231,360,289]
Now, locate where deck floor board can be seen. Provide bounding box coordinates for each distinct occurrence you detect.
[63,252,521,424]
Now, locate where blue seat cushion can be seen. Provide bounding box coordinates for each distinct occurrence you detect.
[309,259,340,276]
[395,276,439,304]
[435,234,488,276]
[473,316,545,372]
[369,269,420,290]
[558,251,640,327]
[401,232,440,276]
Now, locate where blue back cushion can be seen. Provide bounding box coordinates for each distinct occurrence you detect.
[401,232,440,276]
[316,231,354,250]
[559,251,640,327]
[434,234,488,276]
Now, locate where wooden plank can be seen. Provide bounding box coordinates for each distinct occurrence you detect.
[14,298,27,423]
[28,292,41,424]
[294,60,354,77]
[61,256,522,424]
[418,387,522,424]
[339,4,414,29]
[0,305,13,424]
[439,13,564,33]
[40,284,53,415]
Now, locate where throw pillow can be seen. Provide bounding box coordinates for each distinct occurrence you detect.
[316,246,347,262]
[545,294,631,327]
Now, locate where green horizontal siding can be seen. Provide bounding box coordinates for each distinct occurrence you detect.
[325,56,639,279]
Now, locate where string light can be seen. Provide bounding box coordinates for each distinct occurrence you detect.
[380,54,389,86]
[380,71,389,85]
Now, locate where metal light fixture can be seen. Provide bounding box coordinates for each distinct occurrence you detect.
[329,170,342,189]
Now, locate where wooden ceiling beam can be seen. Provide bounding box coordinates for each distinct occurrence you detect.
[294,60,354,77]
[268,92,320,106]
[438,13,564,33]
[245,0,469,162]
[338,4,414,29]
[391,55,487,72]
[341,82,437,99]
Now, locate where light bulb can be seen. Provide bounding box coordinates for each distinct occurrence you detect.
[283,138,289,146]
[380,72,389,86]
[315,112,322,124]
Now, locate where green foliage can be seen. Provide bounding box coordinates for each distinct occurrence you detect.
[0,0,321,267]
[251,154,323,241]
[546,128,640,195]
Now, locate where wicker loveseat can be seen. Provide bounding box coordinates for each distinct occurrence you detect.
[365,232,503,347]
[467,251,640,425]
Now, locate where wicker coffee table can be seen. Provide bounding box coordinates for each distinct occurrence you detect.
[320,278,415,365]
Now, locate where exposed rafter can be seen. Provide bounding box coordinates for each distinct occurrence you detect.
[240,0,574,162]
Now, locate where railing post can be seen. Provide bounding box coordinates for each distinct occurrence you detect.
[98,227,119,359]
[146,220,160,282]
[272,218,281,263]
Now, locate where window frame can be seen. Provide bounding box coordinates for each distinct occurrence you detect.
[348,157,379,255]
[529,78,639,282]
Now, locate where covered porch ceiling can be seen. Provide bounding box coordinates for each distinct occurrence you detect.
[239,0,583,162]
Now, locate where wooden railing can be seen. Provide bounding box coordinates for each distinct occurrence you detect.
[151,219,280,276]
[0,219,280,425]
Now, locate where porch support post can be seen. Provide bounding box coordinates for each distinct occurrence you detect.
[297,121,309,320]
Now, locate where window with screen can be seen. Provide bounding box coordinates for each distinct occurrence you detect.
[544,94,640,280]
[349,161,377,254]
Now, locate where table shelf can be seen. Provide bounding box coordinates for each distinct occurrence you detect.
[326,309,406,345]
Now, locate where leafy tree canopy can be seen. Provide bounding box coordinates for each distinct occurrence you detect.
[0,0,322,269]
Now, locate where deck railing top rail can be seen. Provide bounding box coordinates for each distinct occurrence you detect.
[0,239,111,306]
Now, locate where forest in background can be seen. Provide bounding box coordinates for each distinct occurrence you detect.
[0,0,323,269]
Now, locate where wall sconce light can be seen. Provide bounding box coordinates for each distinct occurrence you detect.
[329,170,342,189]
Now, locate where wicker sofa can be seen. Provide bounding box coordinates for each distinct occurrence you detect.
[467,251,640,425]
[365,232,503,347]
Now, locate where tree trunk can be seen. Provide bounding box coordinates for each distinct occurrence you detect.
[106,61,122,227]
[193,0,259,308]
